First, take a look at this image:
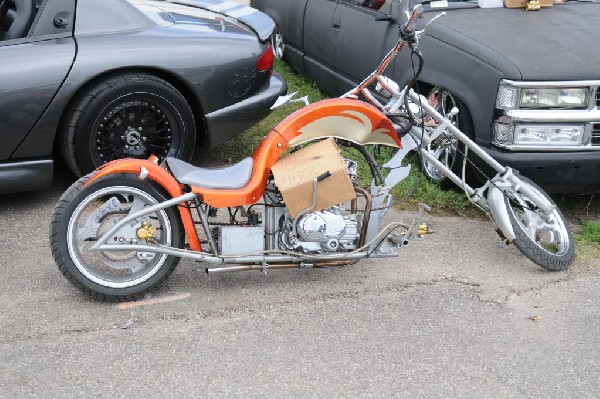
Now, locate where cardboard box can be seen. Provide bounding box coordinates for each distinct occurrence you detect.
[271,139,356,218]
[505,0,553,8]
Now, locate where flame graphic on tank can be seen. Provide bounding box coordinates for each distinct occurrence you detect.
[290,110,400,147]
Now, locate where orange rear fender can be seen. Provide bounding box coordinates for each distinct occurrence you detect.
[191,100,399,208]
[274,98,401,148]
[85,159,202,252]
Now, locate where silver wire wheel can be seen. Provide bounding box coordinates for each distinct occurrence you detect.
[504,175,574,271]
[67,186,172,289]
[271,27,285,60]
[421,87,460,183]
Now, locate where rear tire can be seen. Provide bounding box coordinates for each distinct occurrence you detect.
[504,175,574,271]
[61,73,196,176]
[49,173,184,301]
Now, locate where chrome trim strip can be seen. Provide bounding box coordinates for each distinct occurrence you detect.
[501,79,600,88]
[500,109,600,123]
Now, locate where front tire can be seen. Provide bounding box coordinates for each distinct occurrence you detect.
[50,173,184,301]
[504,175,574,271]
[62,73,196,176]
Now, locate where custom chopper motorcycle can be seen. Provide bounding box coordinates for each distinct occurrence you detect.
[50,1,574,301]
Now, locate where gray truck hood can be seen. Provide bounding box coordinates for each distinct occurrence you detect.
[166,0,274,40]
[428,3,600,81]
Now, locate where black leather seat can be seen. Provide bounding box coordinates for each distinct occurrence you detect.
[0,0,36,41]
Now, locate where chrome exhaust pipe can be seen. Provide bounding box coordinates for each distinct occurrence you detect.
[206,260,354,274]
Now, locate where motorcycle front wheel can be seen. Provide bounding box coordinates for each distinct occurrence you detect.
[503,175,574,271]
[50,173,184,301]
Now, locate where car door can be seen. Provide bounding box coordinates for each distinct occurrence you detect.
[329,0,398,95]
[0,0,75,161]
[302,0,338,94]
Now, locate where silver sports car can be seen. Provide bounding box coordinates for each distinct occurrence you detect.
[0,0,286,194]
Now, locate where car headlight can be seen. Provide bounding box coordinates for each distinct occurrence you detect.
[520,88,588,109]
[496,84,589,109]
[494,123,585,148]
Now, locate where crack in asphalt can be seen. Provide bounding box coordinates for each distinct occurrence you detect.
[0,276,487,345]
[0,272,583,346]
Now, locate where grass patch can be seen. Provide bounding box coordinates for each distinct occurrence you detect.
[391,167,481,217]
[579,220,600,247]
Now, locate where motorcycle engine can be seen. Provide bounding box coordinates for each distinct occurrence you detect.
[279,206,361,253]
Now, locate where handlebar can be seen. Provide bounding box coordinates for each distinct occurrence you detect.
[401,4,424,36]
[340,1,443,100]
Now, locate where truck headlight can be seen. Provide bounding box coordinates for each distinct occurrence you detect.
[496,83,589,110]
[494,123,585,148]
[496,85,518,109]
[520,88,588,109]
[514,125,584,147]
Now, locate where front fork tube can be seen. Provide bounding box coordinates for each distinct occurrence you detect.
[406,89,554,241]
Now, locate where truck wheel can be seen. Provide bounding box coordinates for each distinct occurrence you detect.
[271,26,285,60]
[420,87,474,190]
[62,73,196,176]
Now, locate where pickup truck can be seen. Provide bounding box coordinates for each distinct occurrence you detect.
[252,0,600,193]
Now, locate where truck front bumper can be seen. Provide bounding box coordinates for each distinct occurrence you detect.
[484,147,600,194]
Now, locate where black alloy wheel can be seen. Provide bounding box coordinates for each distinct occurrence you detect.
[62,73,196,176]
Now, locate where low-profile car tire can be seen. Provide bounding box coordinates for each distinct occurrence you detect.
[62,73,196,176]
[420,87,476,190]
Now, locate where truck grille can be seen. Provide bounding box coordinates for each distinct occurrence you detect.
[592,124,600,146]
[596,90,600,107]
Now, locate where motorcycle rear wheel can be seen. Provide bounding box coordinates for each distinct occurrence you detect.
[504,175,574,271]
[50,173,184,301]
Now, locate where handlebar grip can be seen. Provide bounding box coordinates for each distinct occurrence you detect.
[403,4,424,34]
[316,171,332,182]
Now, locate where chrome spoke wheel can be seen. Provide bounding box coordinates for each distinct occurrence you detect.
[507,190,570,257]
[502,174,574,270]
[271,28,285,60]
[422,88,460,182]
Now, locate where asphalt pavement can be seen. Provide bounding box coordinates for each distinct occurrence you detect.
[1,162,599,398]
